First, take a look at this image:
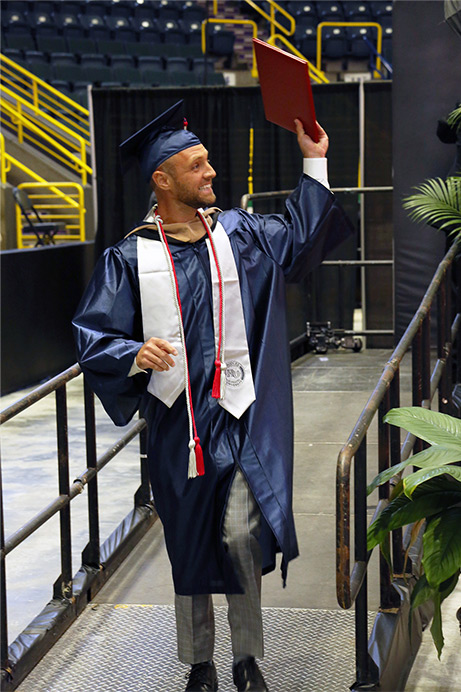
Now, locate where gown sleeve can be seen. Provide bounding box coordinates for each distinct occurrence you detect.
[72,243,148,426]
[229,173,354,282]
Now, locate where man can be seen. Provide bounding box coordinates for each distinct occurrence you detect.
[73,100,352,691]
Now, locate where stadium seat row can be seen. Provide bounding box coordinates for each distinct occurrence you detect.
[245,1,393,22]
[1,1,206,22]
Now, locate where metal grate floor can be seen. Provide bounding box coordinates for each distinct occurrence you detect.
[17,604,371,691]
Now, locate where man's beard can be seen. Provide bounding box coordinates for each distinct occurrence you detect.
[175,180,216,208]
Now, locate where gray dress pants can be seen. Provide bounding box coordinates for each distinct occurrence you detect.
[175,468,264,664]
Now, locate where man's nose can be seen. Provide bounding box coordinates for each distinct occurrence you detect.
[205,163,216,179]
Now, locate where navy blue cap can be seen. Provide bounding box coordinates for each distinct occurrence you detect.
[119,100,201,183]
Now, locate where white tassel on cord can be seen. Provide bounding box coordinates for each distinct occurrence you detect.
[188,439,199,479]
[220,361,226,400]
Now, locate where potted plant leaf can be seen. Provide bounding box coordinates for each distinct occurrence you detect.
[402,104,461,239]
[367,406,461,657]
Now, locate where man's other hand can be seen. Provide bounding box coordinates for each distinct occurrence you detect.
[295,119,329,158]
[136,338,178,371]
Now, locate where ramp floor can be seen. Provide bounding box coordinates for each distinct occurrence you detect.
[17,603,373,692]
[3,347,459,690]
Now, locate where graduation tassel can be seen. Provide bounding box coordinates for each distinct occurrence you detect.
[188,436,205,478]
[212,359,222,398]
[220,361,226,399]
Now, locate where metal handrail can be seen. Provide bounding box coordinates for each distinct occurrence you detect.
[1,83,90,149]
[0,132,82,212]
[1,365,154,689]
[241,0,296,38]
[337,240,460,605]
[240,185,393,209]
[15,181,86,247]
[1,97,92,185]
[0,53,90,140]
[335,240,460,688]
[316,22,383,77]
[201,18,259,78]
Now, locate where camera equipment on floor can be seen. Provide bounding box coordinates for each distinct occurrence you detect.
[306,322,363,355]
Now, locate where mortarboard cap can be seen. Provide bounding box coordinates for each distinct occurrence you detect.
[119,100,201,183]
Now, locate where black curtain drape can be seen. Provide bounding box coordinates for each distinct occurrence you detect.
[91,84,362,255]
[90,83,391,335]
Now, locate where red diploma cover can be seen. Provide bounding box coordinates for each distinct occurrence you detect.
[253,38,319,143]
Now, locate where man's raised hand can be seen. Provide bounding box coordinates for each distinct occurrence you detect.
[295,119,329,159]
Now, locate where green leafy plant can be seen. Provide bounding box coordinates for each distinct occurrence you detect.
[446,104,461,130]
[402,175,461,240]
[402,104,461,241]
[367,407,461,657]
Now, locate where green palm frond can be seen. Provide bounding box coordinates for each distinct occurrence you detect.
[403,176,461,239]
[447,105,461,131]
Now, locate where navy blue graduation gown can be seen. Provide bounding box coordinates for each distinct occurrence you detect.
[73,174,353,595]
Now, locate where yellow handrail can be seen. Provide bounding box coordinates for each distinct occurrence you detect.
[267,34,329,84]
[243,0,296,38]
[1,98,92,185]
[201,18,259,78]
[15,181,85,248]
[0,131,8,183]
[316,22,383,78]
[0,54,89,140]
[1,82,90,150]
[0,131,79,211]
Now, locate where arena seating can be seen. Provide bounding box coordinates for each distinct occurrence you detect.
[1,0,393,100]
[1,1,227,105]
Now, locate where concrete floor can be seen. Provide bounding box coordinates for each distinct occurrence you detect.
[1,347,460,690]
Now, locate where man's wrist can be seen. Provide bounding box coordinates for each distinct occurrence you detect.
[128,356,147,376]
[303,157,330,189]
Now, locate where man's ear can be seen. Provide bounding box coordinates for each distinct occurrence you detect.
[152,169,171,190]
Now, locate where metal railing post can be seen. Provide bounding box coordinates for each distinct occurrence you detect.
[134,424,151,508]
[411,325,424,456]
[388,370,405,576]
[446,261,455,409]
[422,312,431,406]
[82,379,100,569]
[0,457,9,674]
[54,385,73,600]
[438,277,450,414]
[378,392,399,610]
[353,440,377,687]
[454,255,461,387]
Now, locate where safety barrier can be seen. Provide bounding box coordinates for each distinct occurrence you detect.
[15,181,86,247]
[336,241,461,689]
[241,0,296,38]
[266,33,329,84]
[0,91,92,186]
[0,54,90,142]
[316,21,383,77]
[207,0,328,83]
[201,17,259,78]
[0,367,155,691]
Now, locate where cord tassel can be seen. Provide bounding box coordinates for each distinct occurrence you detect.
[194,436,205,475]
[212,359,222,399]
[220,361,226,399]
[188,437,204,478]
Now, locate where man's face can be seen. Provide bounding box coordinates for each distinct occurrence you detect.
[165,144,217,208]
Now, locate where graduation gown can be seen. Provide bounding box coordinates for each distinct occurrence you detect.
[73,174,353,595]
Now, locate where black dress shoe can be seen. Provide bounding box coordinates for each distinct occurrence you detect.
[232,657,268,691]
[185,661,218,691]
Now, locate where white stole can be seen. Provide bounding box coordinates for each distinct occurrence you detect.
[137,223,255,418]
